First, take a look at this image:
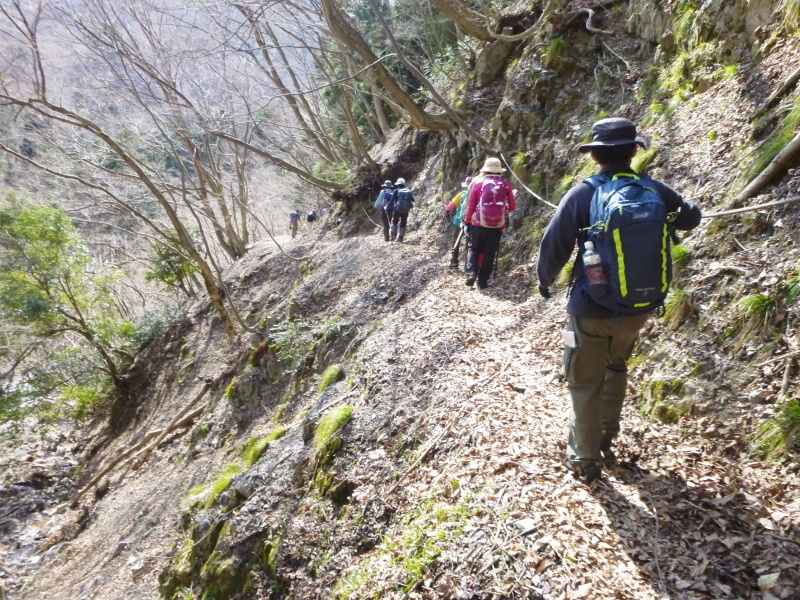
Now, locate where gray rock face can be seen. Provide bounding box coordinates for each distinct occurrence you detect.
[475,38,515,88]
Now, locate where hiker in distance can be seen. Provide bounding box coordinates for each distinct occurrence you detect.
[463,157,515,289]
[389,178,414,242]
[289,209,300,238]
[444,176,473,268]
[374,180,394,241]
[536,117,702,483]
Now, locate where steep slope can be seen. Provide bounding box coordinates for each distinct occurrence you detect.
[4,213,798,599]
[4,1,800,599]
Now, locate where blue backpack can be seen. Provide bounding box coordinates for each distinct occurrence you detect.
[382,189,397,212]
[583,172,676,311]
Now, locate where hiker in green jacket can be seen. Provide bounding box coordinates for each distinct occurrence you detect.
[444,176,473,269]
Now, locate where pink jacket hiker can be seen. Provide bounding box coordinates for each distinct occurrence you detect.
[465,175,516,228]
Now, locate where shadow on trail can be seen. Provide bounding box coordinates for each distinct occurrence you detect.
[591,460,800,599]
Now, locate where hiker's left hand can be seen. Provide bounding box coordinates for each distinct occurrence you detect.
[538,285,552,299]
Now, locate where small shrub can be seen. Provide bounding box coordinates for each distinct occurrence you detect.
[674,1,700,48]
[671,245,690,264]
[783,265,800,306]
[722,64,738,79]
[663,288,694,330]
[270,320,313,371]
[133,305,182,348]
[730,293,777,340]
[753,400,800,458]
[743,98,800,184]
[511,152,526,176]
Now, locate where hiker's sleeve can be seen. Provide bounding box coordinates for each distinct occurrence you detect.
[506,182,517,212]
[660,183,702,230]
[450,192,463,206]
[536,185,585,288]
[465,181,482,223]
[374,190,385,209]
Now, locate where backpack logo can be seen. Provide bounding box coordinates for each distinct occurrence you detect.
[476,177,508,228]
[584,173,674,311]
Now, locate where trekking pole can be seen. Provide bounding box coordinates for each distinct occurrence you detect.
[492,238,501,281]
[452,227,464,251]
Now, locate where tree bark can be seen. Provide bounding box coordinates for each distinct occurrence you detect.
[428,0,493,41]
[734,131,800,206]
[319,0,454,132]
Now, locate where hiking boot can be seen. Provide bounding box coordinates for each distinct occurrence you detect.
[465,274,476,287]
[583,464,602,483]
[600,433,616,462]
[566,459,602,483]
[477,280,488,290]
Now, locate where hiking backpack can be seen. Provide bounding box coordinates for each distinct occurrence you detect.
[382,189,397,212]
[583,172,676,311]
[395,188,413,212]
[475,176,509,228]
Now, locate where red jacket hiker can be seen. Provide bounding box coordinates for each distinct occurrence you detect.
[463,159,516,289]
[465,175,516,228]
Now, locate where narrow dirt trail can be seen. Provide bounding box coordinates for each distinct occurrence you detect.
[4,226,799,600]
[358,233,800,599]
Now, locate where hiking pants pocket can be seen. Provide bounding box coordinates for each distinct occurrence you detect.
[562,345,577,382]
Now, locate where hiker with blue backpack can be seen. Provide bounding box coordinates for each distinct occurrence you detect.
[374,180,394,241]
[387,178,414,242]
[444,176,474,268]
[536,118,702,483]
[463,158,515,289]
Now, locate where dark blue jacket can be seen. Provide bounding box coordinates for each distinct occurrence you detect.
[536,164,702,318]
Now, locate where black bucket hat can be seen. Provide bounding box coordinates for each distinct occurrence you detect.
[578,118,647,153]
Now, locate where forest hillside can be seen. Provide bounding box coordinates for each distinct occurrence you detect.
[1,0,800,599]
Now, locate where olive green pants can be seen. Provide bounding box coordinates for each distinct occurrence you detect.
[563,312,650,467]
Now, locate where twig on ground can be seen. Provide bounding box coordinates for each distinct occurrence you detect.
[602,42,629,69]
[647,497,667,595]
[780,315,794,398]
[754,350,800,368]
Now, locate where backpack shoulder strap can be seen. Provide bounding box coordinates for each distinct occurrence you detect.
[582,173,609,190]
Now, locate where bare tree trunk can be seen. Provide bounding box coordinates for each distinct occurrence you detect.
[734,131,800,206]
[371,81,393,138]
[237,5,338,163]
[428,0,493,41]
[365,0,490,148]
[319,0,454,132]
